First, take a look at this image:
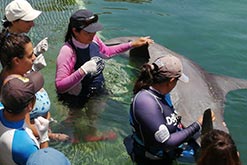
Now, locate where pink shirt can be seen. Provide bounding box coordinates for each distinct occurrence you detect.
[55,35,132,94]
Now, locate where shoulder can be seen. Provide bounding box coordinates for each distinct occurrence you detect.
[0,128,38,148]
[59,43,74,54]
[93,35,101,43]
[0,129,38,165]
[0,129,15,164]
[2,129,38,163]
[92,35,104,47]
[134,90,158,105]
[132,90,161,113]
[57,43,76,63]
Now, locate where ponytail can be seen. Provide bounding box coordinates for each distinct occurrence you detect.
[1,16,12,32]
[64,23,81,52]
[133,62,171,94]
[133,63,153,94]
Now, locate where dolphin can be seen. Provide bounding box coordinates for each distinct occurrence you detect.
[105,36,247,133]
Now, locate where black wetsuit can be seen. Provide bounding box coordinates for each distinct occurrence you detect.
[129,87,201,164]
[58,42,106,108]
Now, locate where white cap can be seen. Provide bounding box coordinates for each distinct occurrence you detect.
[5,0,42,22]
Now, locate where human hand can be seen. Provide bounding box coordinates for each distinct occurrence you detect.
[32,54,47,71]
[197,115,203,126]
[130,36,154,48]
[33,37,49,56]
[80,60,97,75]
[211,111,216,121]
[34,116,49,143]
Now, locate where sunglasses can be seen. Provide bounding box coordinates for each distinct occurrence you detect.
[76,14,98,29]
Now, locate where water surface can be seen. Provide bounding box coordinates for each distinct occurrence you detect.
[1,0,247,164]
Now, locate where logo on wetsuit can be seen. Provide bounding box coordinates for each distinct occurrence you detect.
[166,113,178,126]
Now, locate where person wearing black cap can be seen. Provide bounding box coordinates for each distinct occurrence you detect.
[55,9,153,142]
[55,9,154,107]
[0,72,50,165]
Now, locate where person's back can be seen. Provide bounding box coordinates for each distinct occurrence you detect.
[197,129,241,165]
[126,55,204,165]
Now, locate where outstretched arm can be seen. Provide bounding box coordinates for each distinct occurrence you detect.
[94,36,154,58]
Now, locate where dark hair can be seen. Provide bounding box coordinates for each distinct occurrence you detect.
[64,23,81,42]
[133,63,171,94]
[0,32,31,68]
[64,22,81,51]
[197,129,241,165]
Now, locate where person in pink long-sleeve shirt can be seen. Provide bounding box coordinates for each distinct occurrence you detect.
[55,9,153,107]
[55,9,153,142]
[56,35,131,95]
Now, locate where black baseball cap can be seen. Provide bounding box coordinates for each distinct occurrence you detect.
[1,72,44,113]
[70,9,103,33]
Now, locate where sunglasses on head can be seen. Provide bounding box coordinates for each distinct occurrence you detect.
[77,14,98,29]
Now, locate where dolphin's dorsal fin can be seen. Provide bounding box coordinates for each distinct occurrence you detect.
[201,108,213,135]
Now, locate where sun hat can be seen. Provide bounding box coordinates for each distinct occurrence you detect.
[152,55,189,83]
[70,9,103,33]
[1,72,44,114]
[26,147,71,165]
[29,89,51,120]
[5,0,42,22]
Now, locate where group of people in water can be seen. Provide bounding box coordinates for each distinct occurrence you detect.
[0,0,242,164]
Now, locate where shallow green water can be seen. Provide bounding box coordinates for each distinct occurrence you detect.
[1,0,247,164]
